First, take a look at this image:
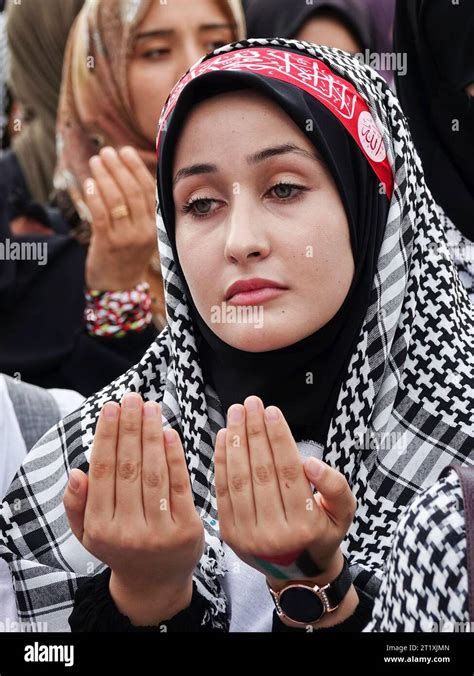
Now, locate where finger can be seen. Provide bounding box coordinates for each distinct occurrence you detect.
[163,428,195,523]
[83,177,110,235]
[64,469,88,543]
[114,392,144,520]
[86,402,120,520]
[263,405,314,518]
[244,397,285,525]
[303,458,357,532]
[89,153,129,228]
[119,146,156,219]
[214,428,234,536]
[141,401,171,525]
[225,404,257,529]
[100,147,149,225]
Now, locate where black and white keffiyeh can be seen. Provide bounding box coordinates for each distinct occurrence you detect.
[0,38,473,632]
[366,470,469,631]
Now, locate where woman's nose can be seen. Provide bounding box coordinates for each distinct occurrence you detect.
[179,40,206,75]
[224,202,271,264]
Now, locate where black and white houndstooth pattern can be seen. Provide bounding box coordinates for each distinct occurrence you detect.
[443,214,474,304]
[0,38,473,631]
[366,470,469,631]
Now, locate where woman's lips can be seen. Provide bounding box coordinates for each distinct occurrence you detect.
[227,287,287,306]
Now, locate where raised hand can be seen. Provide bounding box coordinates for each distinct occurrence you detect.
[84,146,157,291]
[214,395,358,626]
[64,393,204,625]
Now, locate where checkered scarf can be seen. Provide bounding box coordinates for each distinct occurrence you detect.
[0,39,473,632]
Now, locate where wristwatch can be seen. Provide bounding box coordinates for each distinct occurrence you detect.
[266,557,352,626]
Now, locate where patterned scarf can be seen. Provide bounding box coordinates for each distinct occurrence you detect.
[0,39,472,632]
[54,0,246,221]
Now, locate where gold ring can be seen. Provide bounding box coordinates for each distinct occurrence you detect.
[111,204,129,220]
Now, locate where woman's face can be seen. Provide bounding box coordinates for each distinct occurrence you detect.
[129,0,236,142]
[296,11,362,54]
[173,90,355,353]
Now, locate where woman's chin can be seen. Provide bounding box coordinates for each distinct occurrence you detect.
[217,325,299,353]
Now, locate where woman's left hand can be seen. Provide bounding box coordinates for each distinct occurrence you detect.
[214,396,357,591]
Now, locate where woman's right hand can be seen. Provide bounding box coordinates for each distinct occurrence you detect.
[63,393,204,626]
[84,146,157,291]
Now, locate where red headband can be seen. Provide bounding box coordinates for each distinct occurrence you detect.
[157,47,394,200]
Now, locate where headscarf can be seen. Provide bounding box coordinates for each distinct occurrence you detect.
[54,0,246,222]
[244,0,375,51]
[156,52,392,445]
[1,39,472,632]
[54,0,245,329]
[6,0,85,204]
[394,0,474,244]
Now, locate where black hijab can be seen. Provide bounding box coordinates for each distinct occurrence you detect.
[243,0,374,50]
[157,47,390,444]
[395,0,474,242]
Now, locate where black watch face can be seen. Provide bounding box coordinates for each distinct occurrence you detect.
[279,586,325,624]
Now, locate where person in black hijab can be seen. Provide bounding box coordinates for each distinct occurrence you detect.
[395,0,474,301]
[244,0,374,53]
[157,70,390,445]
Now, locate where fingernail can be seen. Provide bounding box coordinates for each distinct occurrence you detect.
[144,401,158,417]
[306,457,323,479]
[69,471,80,492]
[245,397,259,412]
[264,406,279,422]
[103,402,119,418]
[228,405,243,423]
[101,146,116,159]
[164,429,176,445]
[122,392,141,409]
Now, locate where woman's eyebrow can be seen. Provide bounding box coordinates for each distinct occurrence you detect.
[246,143,321,164]
[173,163,217,186]
[200,22,237,32]
[173,144,321,186]
[135,29,173,42]
[135,23,236,42]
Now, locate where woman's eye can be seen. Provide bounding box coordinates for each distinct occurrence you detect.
[181,197,219,218]
[268,183,306,200]
[207,41,227,50]
[143,48,170,60]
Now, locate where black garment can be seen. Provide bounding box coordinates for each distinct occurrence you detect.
[0,151,157,397]
[69,569,216,632]
[69,567,372,632]
[394,0,474,242]
[243,0,375,50]
[157,68,389,444]
[0,150,68,232]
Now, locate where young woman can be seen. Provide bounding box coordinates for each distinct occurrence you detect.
[0,39,472,632]
[0,0,245,396]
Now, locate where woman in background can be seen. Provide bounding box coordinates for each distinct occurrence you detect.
[395,0,474,303]
[244,0,374,54]
[0,0,245,396]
